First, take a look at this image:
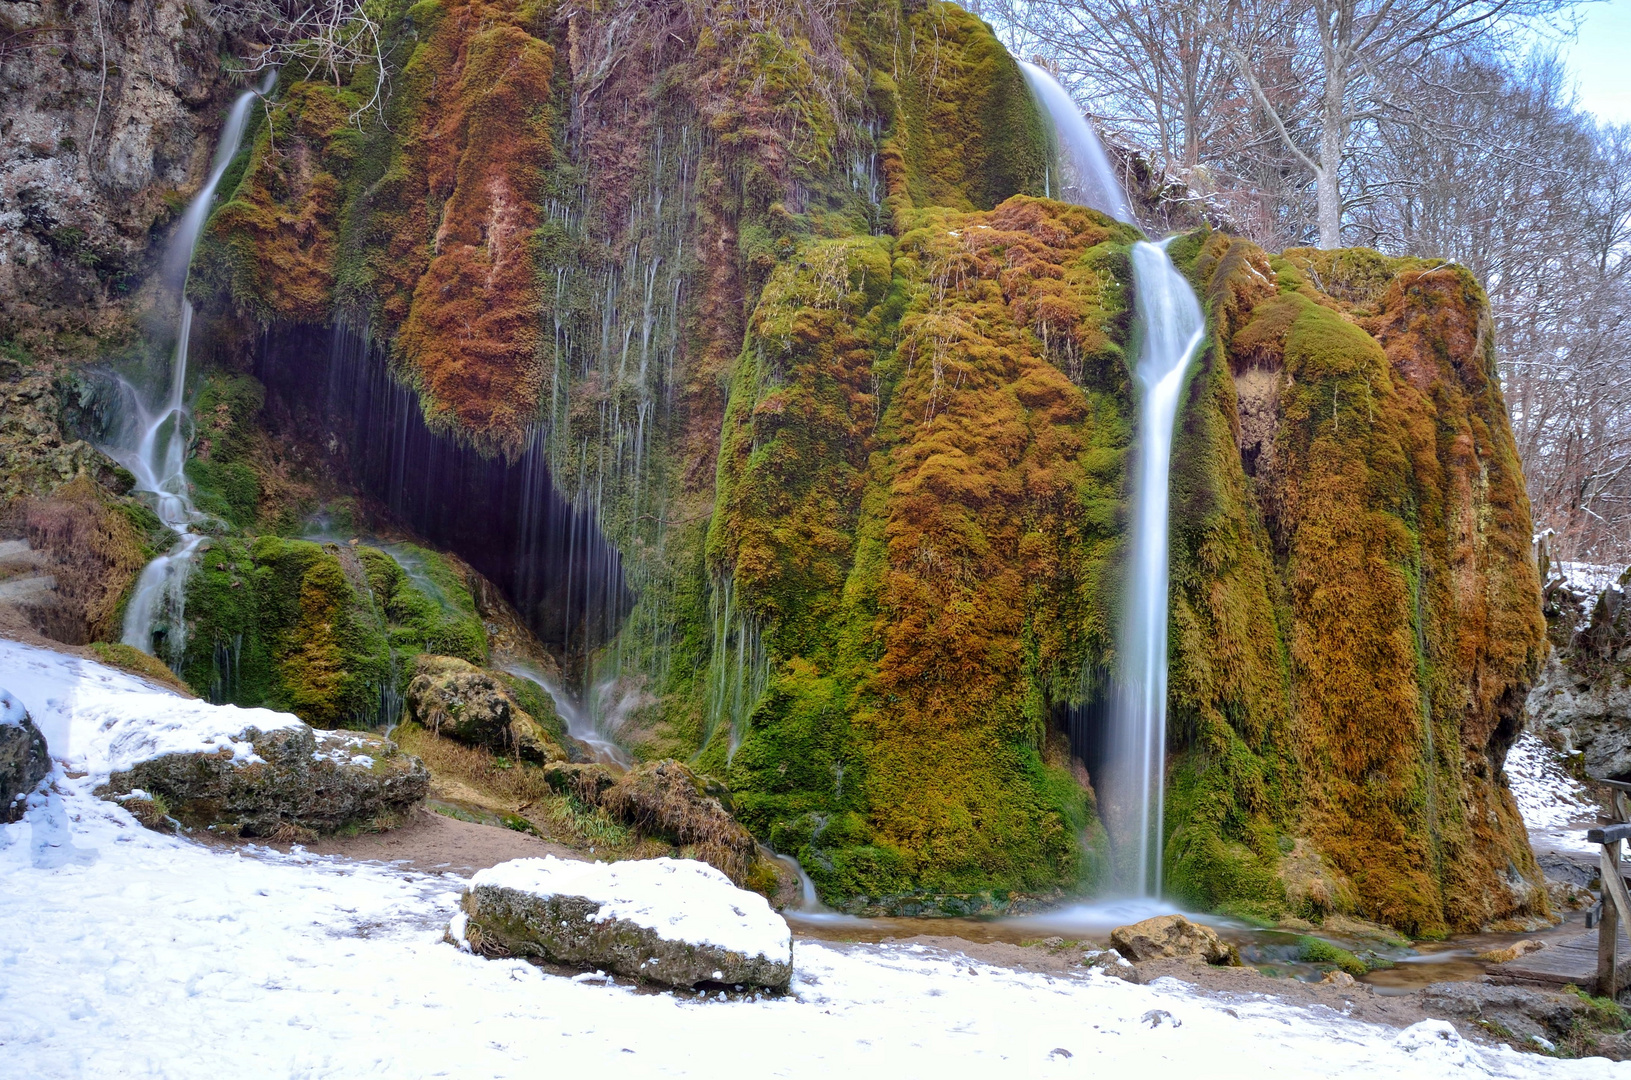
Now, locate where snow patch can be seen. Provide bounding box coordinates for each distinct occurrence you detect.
[470,856,792,962]
[0,638,302,778]
[1507,732,1599,853]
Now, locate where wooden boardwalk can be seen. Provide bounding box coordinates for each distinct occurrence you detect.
[1488,925,1631,995]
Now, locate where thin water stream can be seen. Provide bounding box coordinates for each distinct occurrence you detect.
[114,74,273,666]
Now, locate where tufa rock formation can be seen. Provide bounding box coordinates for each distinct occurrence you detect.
[0,0,1551,932]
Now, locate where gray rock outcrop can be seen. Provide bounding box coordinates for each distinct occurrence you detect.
[99,724,428,837]
[1,0,231,336]
[0,687,51,822]
[1528,649,1631,780]
[1420,981,1629,1057]
[1530,563,1631,780]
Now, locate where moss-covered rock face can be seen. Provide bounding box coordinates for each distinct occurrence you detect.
[161,0,1547,929]
[1167,237,1547,934]
[180,536,486,728]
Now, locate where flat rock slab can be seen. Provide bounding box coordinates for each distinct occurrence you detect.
[457,856,793,990]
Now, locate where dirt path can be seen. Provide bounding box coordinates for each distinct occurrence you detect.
[245,805,586,875]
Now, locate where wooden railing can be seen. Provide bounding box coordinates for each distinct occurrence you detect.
[1586,778,1631,997]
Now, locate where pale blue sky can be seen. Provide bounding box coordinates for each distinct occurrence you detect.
[1562,0,1631,123]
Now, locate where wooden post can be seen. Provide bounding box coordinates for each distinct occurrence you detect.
[1600,838,1631,999]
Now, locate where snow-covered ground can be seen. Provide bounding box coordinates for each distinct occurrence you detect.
[1507,732,1601,855]
[0,639,1622,1078]
[1553,560,1628,603]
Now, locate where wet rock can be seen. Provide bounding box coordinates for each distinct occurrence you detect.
[1110,915,1240,966]
[99,725,428,837]
[0,687,51,823]
[454,856,793,990]
[406,655,564,764]
[1420,981,1587,1043]
[1320,969,1357,987]
[1082,948,1138,981]
[1475,939,1547,965]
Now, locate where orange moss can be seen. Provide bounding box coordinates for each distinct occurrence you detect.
[389,7,555,452]
[861,197,1129,890]
[1194,240,1548,933]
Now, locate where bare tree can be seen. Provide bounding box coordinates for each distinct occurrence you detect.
[1352,50,1631,564]
[1205,0,1578,248]
[211,0,389,121]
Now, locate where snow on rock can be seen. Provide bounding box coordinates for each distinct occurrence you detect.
[0,638,426,836]
[0,637,301,777]
[463,856,794,990]
[0,684,50,823]
[0,686,26,726]
[1507,732,1599,855]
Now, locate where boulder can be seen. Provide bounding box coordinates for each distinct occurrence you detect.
[454,856,793,990]
[542,758,762,885]
[0,687,51,823]
[1109,914,1240,966]
[406,655,564,764]
[99,724,428,837]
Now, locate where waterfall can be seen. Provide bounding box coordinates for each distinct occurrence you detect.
[1020,63,1206,896]
[1101,240,1206,896]
[115,75,272,666]
[501,659,632,766]
[1016,61,1137,225]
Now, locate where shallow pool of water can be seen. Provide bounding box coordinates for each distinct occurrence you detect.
[787,898,1593,991]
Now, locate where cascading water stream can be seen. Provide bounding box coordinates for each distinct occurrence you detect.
[1020,61,1206,896]
[1016,61,1137,225]
[1103,240,1206,896]
[115,75,272,666]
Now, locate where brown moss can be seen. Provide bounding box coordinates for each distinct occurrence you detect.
[392,14,554,450]
[21,477,149,643]
[1191,238,1549,933]
[205,82,350,323]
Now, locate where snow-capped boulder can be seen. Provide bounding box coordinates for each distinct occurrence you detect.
[0,687,51,823]
[99,725,428,838]
[455,856,793,990]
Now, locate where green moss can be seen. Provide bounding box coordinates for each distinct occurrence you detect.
[883,2,1050,215]
[179,536,478,729]
[1296,936,1369,976]
[355,544,487,665]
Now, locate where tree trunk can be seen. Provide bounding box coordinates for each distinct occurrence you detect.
[1317,70,1346,248]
